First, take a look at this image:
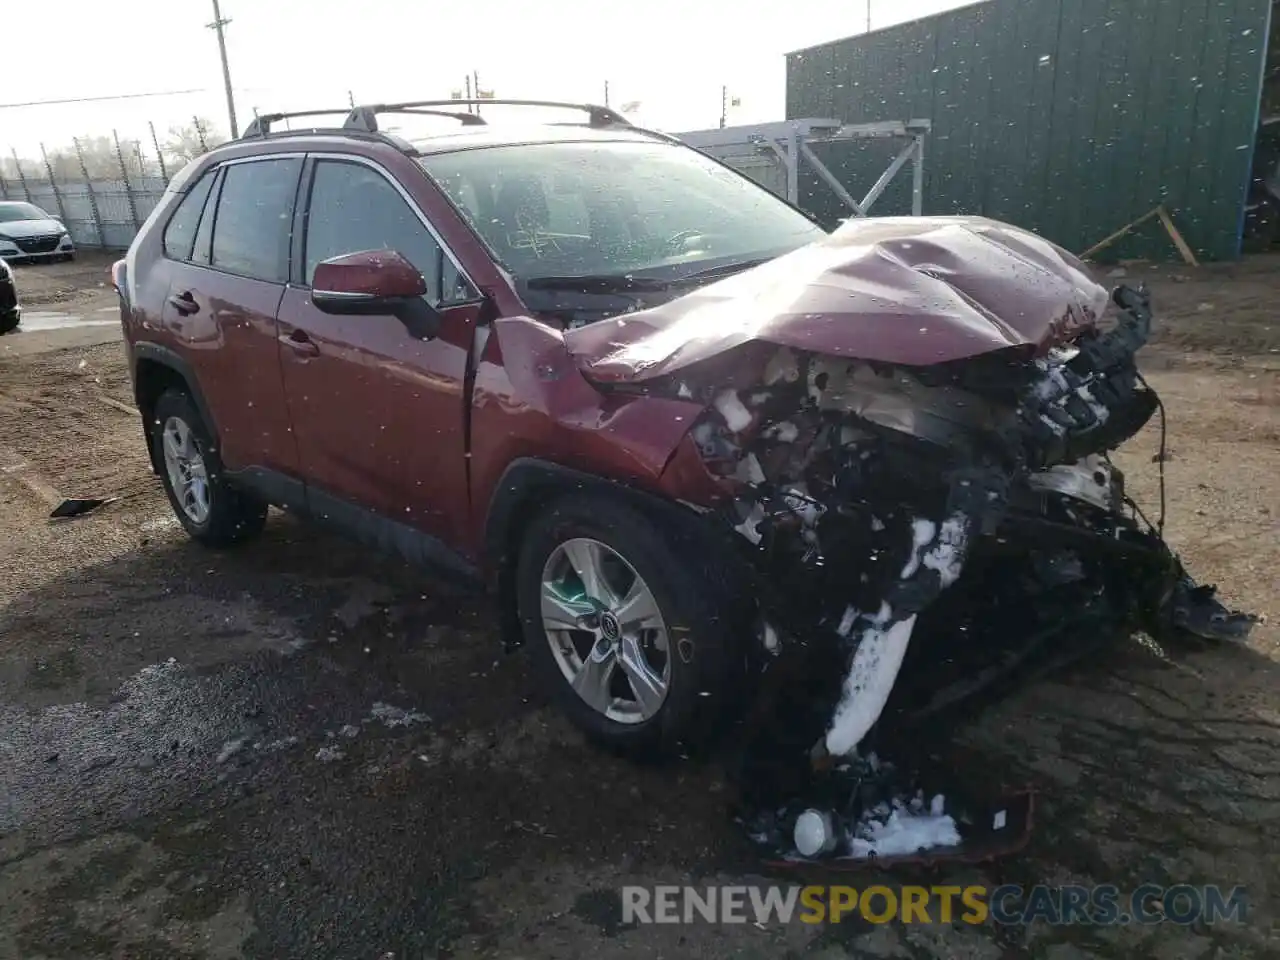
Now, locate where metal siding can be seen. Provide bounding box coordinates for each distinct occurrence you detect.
[789,0,1272,260]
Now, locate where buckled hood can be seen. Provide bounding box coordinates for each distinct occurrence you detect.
[564,216,1108,383]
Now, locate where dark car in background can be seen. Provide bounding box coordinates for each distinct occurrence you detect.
[0,257,20,334]
[0,201,76,263]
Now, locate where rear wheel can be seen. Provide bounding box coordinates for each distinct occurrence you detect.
[151,389,266,546]
[516,493,744,756]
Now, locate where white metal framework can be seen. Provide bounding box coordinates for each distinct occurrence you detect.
[677,118,931,217]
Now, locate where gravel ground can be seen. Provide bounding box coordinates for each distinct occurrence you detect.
[0,255,1277,959]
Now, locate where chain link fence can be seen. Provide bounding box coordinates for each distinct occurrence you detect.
[0,119,222,251]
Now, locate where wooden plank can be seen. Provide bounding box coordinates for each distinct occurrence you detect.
[1078,206,1162,259]
[1158,206,1202,266]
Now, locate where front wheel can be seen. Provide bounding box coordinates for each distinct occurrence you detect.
[151,389,267,547]
[516,493,744,757]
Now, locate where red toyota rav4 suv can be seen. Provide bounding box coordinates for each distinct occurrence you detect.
[117,99,1228,765]
[115,100,831,754]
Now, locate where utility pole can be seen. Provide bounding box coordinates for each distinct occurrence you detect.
[464,74,472,113]
[867,0,872,32]
[719,85,727,129]
[207,0,239,138]
[473,70,482,118]
[604,80,610,107]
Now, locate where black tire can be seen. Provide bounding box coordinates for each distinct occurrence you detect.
[516,492,746,757]
[151,388,267,547]
[0,311,18,335]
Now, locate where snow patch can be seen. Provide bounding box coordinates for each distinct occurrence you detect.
[765,420,800,443]
[921,516,968,588]
[733,453,766,485]
[713,389,753,432]
[847,794,961,859]
[1076,384,1111,424]
[836,606,860,638]
[764,347,800,385]
[368,702,430,728]
[733,501,767,545]
[899,518,938,579]
[825,612,918,756]
[762,622,780,654]
[258,736,299,753]
[782,488,823,528]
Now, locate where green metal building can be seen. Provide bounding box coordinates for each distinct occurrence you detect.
[786,0,1276,260]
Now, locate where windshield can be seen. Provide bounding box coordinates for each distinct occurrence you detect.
[418,140,826,282]
[0,202,50,223]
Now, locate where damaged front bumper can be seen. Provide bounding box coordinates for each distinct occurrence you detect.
[660,285,1255,863]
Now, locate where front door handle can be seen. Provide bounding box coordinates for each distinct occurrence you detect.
[279,329,320,358]
[166,291,198,316]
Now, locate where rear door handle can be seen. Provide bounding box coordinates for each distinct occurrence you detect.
[279,329,320,358]
[166,291,198,316]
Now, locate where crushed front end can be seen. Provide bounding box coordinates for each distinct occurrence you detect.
[656,285,1255,864]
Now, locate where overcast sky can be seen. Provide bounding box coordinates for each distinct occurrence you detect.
[3,0,972,157]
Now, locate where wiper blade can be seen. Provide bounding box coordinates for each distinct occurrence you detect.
[675,256,772,283]
[523,257,774,294]
[524,274,672,292]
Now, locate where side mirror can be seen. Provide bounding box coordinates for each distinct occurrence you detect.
[311,249,441,340]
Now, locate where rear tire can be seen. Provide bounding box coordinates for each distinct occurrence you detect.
[151,389,267,547]
[516,492,745,757]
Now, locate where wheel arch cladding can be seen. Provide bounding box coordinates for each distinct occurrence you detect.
[132,344,219,472]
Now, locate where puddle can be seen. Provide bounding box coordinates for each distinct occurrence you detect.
[16,310,118,332]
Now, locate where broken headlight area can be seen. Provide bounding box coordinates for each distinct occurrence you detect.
[667,285,1256,864]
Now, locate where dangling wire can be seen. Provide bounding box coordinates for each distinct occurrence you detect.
[1135,371,1167,536]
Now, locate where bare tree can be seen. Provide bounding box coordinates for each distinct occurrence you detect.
[163,117,228,165]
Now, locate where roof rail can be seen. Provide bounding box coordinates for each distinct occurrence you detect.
[343,99,632,132]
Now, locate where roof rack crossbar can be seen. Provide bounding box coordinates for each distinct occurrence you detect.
[343,99,632,132]
[242,108,355,138]
[343,105,488,131]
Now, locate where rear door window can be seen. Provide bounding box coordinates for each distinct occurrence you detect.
[190,169,224,266]
[209,158,302,282]
[162,169,217,262]
[303,159,474,304]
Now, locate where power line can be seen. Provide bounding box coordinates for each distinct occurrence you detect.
[0,89,207,110]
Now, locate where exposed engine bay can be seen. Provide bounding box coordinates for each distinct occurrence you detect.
[646,284,1255,864]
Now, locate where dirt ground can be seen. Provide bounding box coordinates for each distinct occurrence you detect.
[0,254,1277,960]
[5,252,120,311]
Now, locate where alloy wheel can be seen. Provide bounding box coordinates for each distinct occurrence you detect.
[161,415,211,524]
[540,537,672,724]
